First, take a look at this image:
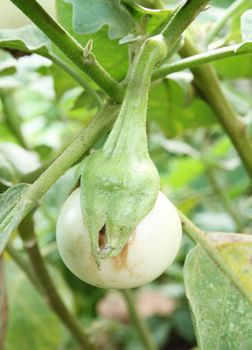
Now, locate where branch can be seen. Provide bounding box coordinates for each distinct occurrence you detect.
[0,104,119,254]
[17,103,118,218]
[10,0,124,103]
[18,215,96,350]
[161,0,209,47]
[9,0,210,105]
[27,104,118,196]
[121,290,158,350]
[205,0,247,46]
[180,211,252,307]
[153,43,252,80]
[179,38,252,181]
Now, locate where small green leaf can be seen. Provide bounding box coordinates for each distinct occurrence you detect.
[241,10,252,42]
[0,184,30,253]
[64,0,135,39]
[184,233,252,350]
[0,26,51,56]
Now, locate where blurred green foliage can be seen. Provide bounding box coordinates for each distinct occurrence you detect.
[0,0,252,349]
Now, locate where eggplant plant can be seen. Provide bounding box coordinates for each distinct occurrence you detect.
[0,0,252,349]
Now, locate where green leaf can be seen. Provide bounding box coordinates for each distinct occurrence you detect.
[184,233,252,350]
[236,40,252,53]
[216,234,252,293]
[149,78,216,137]
[241,10,252,42]
[213,41,252,79]
[0,184,30,253]
[5,261,62,350]
[226,0,252,43]
[50,63,79,99]
[0,26,51,56]
[214,54,252,79]
[57,0,128,80]
[212,23,252,79]
[65,0,135,39]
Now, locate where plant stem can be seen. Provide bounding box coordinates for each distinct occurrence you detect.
[161,0,209,47]
[104,36,167,156]
[153,43,252,79]
[0,0,222,251]
[26,104,118,200]
[18,215,96,350]
[0,104,120,255]
[205,0,247,46]
[9,0,211,104]
[180,211,252,307]
[10,0,124,103]
[10,236,158,350]
[0,93,27,148]
[50,55,103,109]
[179,38,252,181]
[121,290,158,350]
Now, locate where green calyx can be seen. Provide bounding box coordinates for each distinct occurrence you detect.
[80,35,168,264]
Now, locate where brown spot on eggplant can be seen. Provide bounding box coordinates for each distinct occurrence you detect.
[112,230,136,271]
